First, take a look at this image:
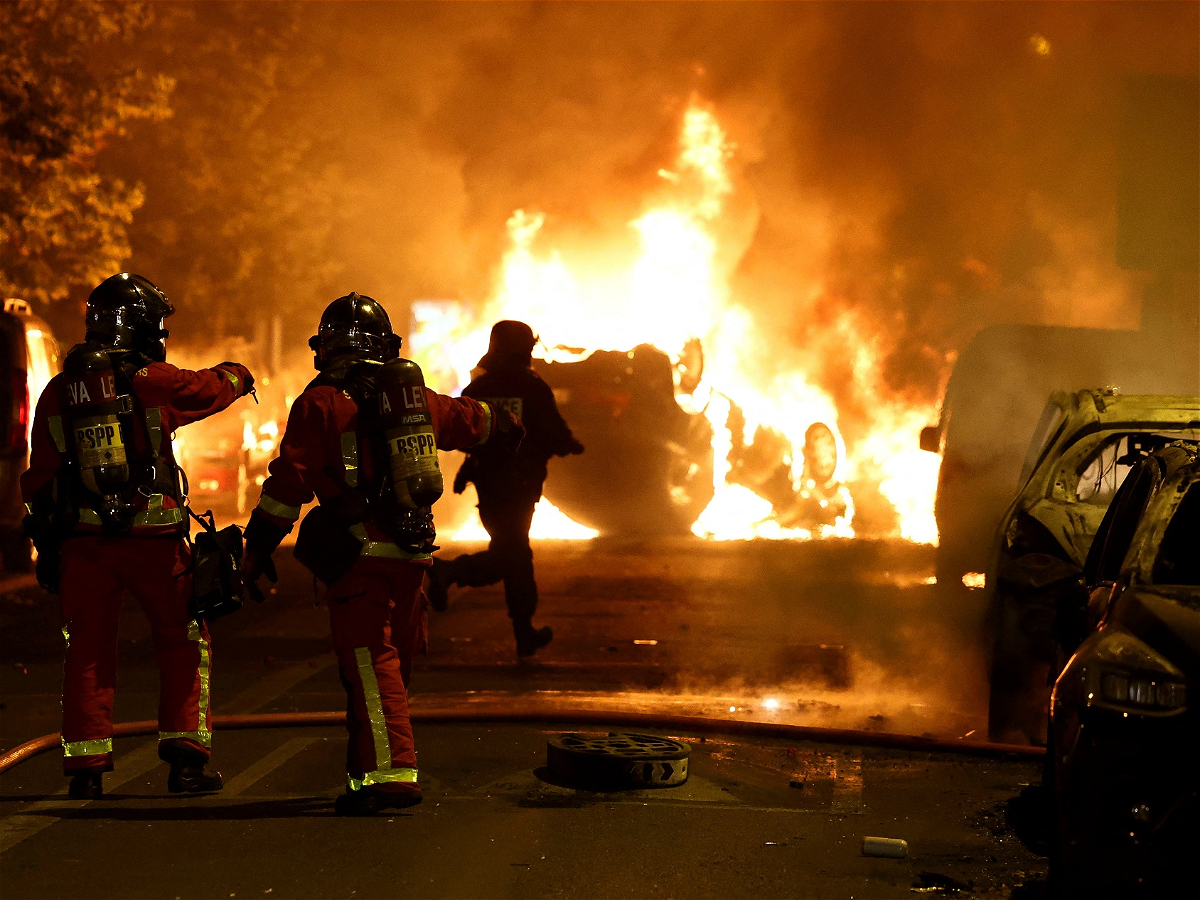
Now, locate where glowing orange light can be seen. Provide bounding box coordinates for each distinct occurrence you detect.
[423,99,939,544]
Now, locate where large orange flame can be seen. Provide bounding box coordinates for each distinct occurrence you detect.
[414,100,939,544]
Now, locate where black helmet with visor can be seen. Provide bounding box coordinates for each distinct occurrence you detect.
[85,273,174,362]
[309,292,402,370]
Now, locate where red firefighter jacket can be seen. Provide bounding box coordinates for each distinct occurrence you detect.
[21,359,253,536]
[252,378,496,560]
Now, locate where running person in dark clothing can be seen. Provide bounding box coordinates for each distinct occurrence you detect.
[426,321,583,656]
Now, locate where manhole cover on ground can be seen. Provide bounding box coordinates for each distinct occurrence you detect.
[547,733,690,789]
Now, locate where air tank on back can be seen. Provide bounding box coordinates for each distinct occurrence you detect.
[373,358,444,509]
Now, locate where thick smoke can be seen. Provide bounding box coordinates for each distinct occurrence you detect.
[284,1,1195,413]
[95,1,1195,735]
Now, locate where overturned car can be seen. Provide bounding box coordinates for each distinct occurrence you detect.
[534,344,848,536]
[984,388,1200,743]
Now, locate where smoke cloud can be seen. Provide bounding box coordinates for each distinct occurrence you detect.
[260,1,1196,398]
[106,1,1196,492]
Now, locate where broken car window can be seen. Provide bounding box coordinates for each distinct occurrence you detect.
[1074,435,1134,504]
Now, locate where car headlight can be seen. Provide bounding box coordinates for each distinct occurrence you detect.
[1077,630,1187,716]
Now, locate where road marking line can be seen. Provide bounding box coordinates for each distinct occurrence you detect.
[219,737,316,798]
[1,741,162,854]
[2,653,331,852]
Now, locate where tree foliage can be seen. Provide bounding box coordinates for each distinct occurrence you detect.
[107,2,342,342]
[0,1,171,303]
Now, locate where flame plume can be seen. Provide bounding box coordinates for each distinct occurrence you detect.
[414,100,938,544]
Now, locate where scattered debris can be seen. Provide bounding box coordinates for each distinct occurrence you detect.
[862,836,908,858]
[789,779,806,789]
[911,871,975,893]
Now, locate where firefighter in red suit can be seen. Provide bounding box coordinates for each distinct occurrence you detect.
[241,293,521,816]
[21,273,255,800]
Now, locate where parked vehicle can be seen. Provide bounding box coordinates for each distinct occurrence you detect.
[1047,441,1199,897]
[983,389,1200,743]
[0,299,61,570]
[175,410,278,517]
[920,324,1199,591]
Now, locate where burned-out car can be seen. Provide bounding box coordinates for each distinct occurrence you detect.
[1047,441,1199,897]
[0,299,61,570]
[921,324,1200,590]
[985,389,1200,743]
[534,343,849,536]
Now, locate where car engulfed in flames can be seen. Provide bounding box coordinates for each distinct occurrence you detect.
[532,343,852,538]
[407,99,937,545]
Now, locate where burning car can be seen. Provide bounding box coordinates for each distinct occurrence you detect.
[175,411,280,518]
[1047,441,1199,897]
[533,343,851,537]
[984,388,1200,743]
[0,299,61,570]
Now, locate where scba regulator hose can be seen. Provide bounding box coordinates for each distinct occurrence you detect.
[0,708,1042,775]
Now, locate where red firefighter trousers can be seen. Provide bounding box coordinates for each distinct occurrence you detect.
[58,536,212,774]
[326,556,428,796]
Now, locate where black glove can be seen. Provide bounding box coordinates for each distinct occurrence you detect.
[218,362,255,397]
[23,512,60,593]
[565,438,585,456]
[490,404,525,452]
[242,511,288,603]
[453,466,469,495]
[242,550,277,603]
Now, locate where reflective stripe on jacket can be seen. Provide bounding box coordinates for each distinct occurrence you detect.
[21,360,253,536]
[253,380,495,552]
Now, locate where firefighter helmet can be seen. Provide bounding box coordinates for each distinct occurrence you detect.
[479,320,537,370]
[85,273,174,362]
[309,292,402,370]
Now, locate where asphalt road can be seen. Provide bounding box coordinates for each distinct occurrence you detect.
[0,537,1049,899]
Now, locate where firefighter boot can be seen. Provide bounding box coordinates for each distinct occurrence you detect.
[335,787,424,816]
[167,764,224,794]
[67,771,104,800]
[160,740,223,794]
[426,559,452,612]
[515,624,553,658]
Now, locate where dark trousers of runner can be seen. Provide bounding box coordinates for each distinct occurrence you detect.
[446,487,539,629]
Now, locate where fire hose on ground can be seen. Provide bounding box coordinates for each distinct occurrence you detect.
[0,707,1043,775]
